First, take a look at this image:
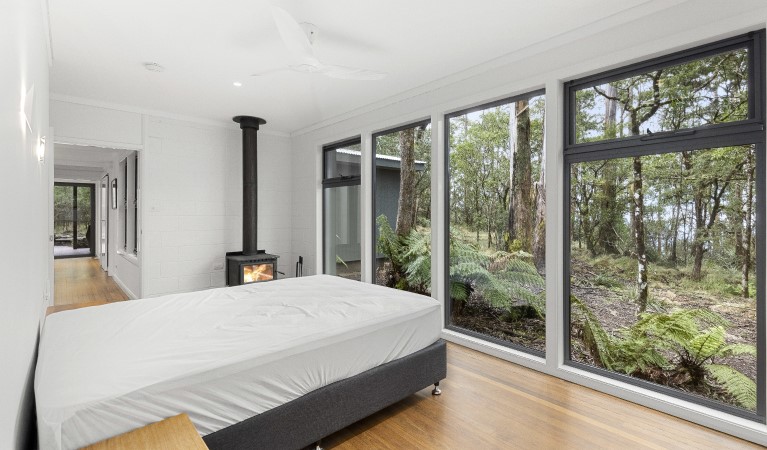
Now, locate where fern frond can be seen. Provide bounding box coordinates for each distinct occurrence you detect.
[449,280,470,301]
[571,296,615,370]
[706,364,757,411]
[686,326,726,364]
[719,343,757,357]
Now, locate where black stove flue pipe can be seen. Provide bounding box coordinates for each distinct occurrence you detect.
[233,115,266,256]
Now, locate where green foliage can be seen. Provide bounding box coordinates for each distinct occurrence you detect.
[376,215,545,319]
[54,185,92,237]
[678,264,745,298]
[593,274,621,289]
[376,215,429,294]
[571,296,617,369]
[448,96,545,251]
[449,239,545,319]
[706,364,757,411]
[572,299,757,410]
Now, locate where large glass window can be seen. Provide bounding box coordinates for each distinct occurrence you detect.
[446,91,546,355]
[565,31,764,420]
[373,120,432,294]
[323,139,362,280]
[575,48,749,144]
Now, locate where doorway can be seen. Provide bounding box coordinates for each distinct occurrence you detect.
[53,182,95,258]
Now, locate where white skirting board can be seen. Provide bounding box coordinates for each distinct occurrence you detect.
[109,273,137,299]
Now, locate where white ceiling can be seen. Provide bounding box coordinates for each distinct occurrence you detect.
[47,0,728,133]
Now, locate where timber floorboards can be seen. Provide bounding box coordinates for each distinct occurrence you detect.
[323,343,760,449]
[54,257,129,306]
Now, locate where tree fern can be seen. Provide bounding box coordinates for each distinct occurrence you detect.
[450,242,545,319]
[376,215,545,319]
[572,301,757,410]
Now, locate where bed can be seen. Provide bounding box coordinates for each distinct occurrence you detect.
[35,275,446,449]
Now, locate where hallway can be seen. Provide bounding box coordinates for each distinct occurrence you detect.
[54,258,129,306]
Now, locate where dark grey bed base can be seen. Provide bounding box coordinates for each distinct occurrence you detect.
[203,339,447,450]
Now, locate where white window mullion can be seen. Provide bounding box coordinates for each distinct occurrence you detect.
[544,79,565,371]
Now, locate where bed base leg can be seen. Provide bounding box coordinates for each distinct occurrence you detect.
[432,382,442,395]
[315,438,324,450]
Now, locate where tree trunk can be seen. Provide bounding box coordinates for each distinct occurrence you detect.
[742,148,754,298]
[395,128,417,237]
[487,205,493,249]
[684,151,706,281]
[507,101,518,244]
[532,121,546,271]
[508,100,533,251]
[596,85,621,255]
[669,168,681,265]
[632,156,648,314]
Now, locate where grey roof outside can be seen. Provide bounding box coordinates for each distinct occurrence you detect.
[336,148,426,171]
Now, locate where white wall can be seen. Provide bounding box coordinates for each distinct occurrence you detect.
[51,100,142,149]
[289,1,767,445]
[0,1,50,448]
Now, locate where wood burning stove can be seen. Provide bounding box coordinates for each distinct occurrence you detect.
[226,251,278,285]
[226,115,279,286]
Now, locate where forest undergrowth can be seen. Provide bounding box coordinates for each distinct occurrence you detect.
[570,247,756,407]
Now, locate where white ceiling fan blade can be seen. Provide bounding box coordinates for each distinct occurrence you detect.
[319,64,387,81]
[270,6,318,65]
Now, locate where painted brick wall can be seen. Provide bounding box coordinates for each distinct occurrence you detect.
[143,118,292,296]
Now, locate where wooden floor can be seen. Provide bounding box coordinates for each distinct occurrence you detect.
[54,257,129,306]
[323,343,760,449]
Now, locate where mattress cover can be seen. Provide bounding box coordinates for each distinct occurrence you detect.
[35,275,441,449]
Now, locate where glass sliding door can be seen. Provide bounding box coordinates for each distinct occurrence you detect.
[373,120,431,294]
[445,91,547,355]
[323,139,362,280]
[53,182,95,259]
[565,31,764,419]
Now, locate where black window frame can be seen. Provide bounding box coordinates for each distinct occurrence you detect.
[322,137,362,275]
[443,88,547,358]
[53,182,96,259]
[567,31,764,157]
[371,118,432,284]
[133,153,138,255]
[563,30,766,422]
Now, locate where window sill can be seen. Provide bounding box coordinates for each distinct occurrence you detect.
[117,251,139,267]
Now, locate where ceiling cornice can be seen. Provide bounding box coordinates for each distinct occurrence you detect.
[49,93,292,138]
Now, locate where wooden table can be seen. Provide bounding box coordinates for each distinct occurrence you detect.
[83,414,208,450]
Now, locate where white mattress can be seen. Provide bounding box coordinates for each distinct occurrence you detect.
[35,275,441,449]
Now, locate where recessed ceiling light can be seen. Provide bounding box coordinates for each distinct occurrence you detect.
[143,62,165,72]
[233,81,243,87]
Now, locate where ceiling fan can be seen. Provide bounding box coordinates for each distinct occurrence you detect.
[252,6,387,81]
